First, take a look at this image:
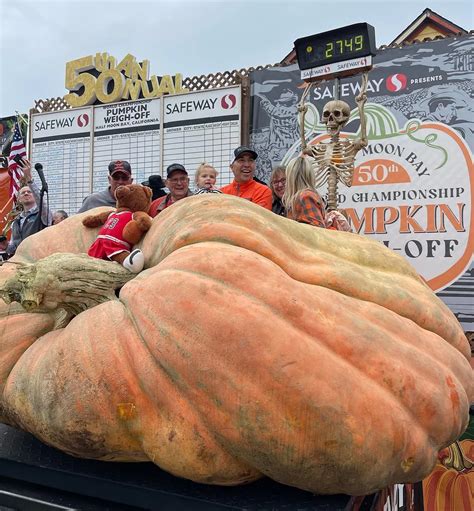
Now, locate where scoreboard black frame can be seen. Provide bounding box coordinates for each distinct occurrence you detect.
[294,23,377,71]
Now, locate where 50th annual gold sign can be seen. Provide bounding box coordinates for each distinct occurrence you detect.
[64,52,188,107]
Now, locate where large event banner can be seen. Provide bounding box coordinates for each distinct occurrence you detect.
[28,86,241,214]
[250,34,474,331]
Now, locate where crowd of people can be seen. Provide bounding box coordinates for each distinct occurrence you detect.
[1,145,351,262]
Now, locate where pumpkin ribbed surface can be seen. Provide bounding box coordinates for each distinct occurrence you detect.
[0,194,472,495]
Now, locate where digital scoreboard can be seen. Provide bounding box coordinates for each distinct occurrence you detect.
[294,23,376,81]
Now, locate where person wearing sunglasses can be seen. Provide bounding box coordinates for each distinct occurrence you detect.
[78,160,133,213]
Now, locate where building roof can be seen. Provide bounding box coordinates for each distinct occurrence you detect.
[389,7,467,45]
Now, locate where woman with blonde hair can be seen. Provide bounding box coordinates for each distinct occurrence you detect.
[282,156,326,228]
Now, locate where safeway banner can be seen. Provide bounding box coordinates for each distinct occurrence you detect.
[250,34,474,330]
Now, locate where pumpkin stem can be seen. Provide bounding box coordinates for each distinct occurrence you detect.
[0,253,135,327]
[440,440,474,471]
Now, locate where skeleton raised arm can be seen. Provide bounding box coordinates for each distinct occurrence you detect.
[353,71,368,151]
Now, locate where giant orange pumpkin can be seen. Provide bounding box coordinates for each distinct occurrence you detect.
[0,194,472,496]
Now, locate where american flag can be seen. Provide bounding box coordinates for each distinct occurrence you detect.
[8,121,27,202]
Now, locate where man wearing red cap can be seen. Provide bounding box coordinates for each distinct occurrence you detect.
[78,160,133,213]
[220,146,272,210]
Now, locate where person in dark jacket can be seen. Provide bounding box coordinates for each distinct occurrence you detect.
[8,158,52,256]
[269,165,286,216]
[142,175,167,201]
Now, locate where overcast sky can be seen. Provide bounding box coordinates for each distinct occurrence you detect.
[0,0,472,118]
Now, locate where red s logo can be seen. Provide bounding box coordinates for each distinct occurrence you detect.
[221,94,237,109]
[386,74,407,92]
[77,113,90,127]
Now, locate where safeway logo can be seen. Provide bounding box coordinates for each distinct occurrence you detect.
[386,74,407,92]
[221,94,236,109]
[77,113,90,127]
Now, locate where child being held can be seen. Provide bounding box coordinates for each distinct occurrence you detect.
[194,163,222,194]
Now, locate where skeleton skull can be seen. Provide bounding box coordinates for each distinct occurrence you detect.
[322,100,350,135]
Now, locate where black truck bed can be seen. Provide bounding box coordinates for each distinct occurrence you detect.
[0,423,352,510]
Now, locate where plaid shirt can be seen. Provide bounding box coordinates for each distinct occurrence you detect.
[287,190,326,227]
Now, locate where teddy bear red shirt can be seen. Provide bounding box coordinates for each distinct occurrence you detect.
[87,210,134,260]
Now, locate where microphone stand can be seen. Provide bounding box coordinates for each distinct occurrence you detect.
[37,187,48,231]
[34,163,49,231]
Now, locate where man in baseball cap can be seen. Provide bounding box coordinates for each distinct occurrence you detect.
[221,146,272,210]
[230,145,258,163]
[166,162,188,178]
[108,160,132,178]
[78,160,133,213]
[149,163,193,217]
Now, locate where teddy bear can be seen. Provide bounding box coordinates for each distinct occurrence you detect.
[82,184,153,273]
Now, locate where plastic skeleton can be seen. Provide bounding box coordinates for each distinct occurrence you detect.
[299,72,369,211]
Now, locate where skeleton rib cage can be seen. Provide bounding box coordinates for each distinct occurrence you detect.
[305,140,360,189]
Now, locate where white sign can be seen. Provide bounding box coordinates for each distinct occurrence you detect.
[29,86,241,213]
[301,56,373,81]
[32,109,92,140]
[93,99,161,192]
[31,107,92,215]
[163,87,240,187]
[94,99,160,132]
